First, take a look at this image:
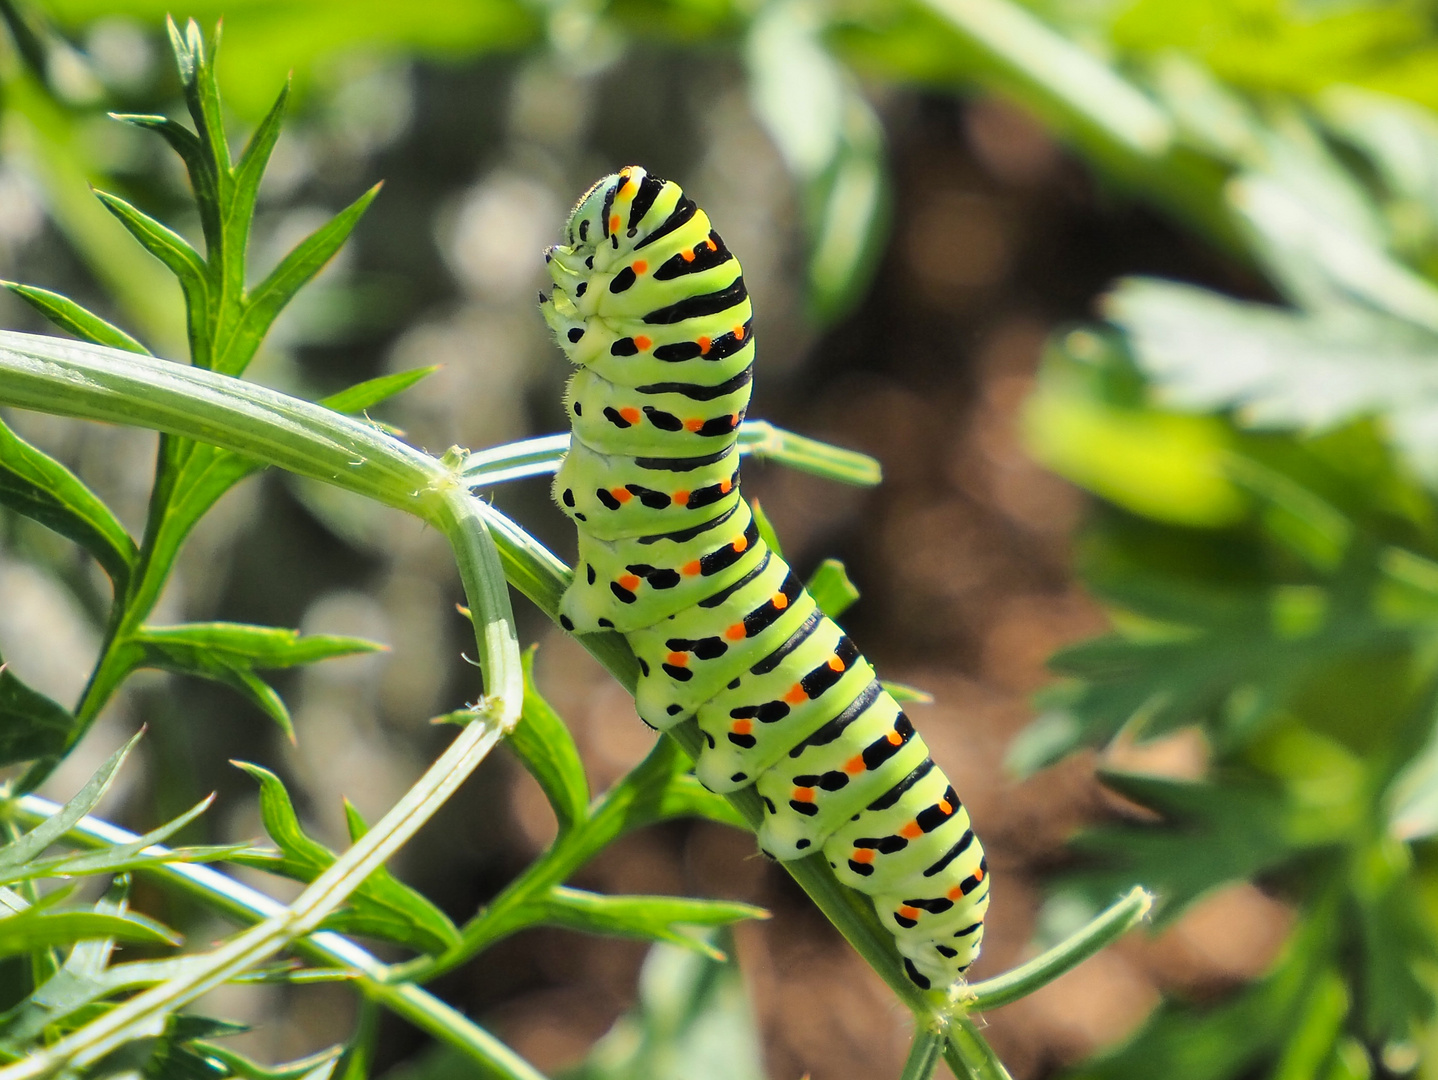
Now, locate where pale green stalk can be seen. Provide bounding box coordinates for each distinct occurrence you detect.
[8,795,548,1080]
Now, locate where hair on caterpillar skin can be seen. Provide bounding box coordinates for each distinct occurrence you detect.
[539,165,988,990]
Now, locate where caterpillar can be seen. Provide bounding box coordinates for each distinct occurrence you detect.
[539,166,988,991]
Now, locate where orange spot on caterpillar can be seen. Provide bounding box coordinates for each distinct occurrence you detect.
[844,755,866,775]
[900,821,923,839]
[974,867,985,882]
[898,905,920,921]
[618,574,641,591]
[948,885,964,901]
[673,490,690,506]
[619,406,641,424]
[612,487,632,503]
[784,685,807,704]
[634,335,653,351]
[733,325,746,341]
[632,260,647,274]
[792,787,815,802]
[851,849,875,864]
[733,719,753,735]
[697,336,711,354]
[772,592,788,611]
[886,730,904,746]
[685,418,704,432]
[939,799,953,815]
[682,560,702,576]
[724,624,747,641]
[609,214,621,233]
[705,239,717,251]
[681,249,696,263]
[732,536,748,553]
[719,479,732,494]
[730,413,740,427]
[666,651,689,666]
[827,655,845,672]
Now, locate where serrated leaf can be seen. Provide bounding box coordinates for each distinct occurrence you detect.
[133,623,383,740]
[504,648,589,834]
[318,366,440,415]
[229,184,382,375]
[0,415,138,585]
[229,763,458,955]
[0,909,178,956]
[1,282,149,354]
[0,656,77,769]
[1107,277,1438,487]
[805,558,859,620]
[0,731,141,874]
[137,623,385,669]
[535,887,767,960]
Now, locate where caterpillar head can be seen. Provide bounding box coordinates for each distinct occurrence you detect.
[563,165,665,252]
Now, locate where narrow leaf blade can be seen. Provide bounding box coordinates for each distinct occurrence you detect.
[503,648,589,833]
[1,282,149,354]
[0,415,138,584]
[806,558,860,620]
[319,366,441,415]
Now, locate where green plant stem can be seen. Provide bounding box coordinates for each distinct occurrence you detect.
[901,1024,947,1080]
[965,887,1154,1011]
[7,795,547,1080]
[462,420,882,489]
[945,1016,1013,1080]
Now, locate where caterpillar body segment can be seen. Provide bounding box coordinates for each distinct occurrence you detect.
[542,166,988,991]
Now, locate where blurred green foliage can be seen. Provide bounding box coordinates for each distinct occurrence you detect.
[9,0,1438,1077]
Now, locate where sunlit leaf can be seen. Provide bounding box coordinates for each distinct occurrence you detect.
[0,732,141,873]
[1,282,149,354]
[0,415,137,585]
[0,907,179,956]
[133,623,384,739]
[805,558,859,620]
[229,763,459,955]
[881,680,933,704]
[748,499,784,560]
[503,648,589,834]
[534,888,767,961]
[233,184,382,375]
[319,366,441,415]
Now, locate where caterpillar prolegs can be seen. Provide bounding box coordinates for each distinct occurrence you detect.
[539,167,989,991]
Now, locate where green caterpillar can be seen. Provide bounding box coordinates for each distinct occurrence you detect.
[539,166,988,991]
